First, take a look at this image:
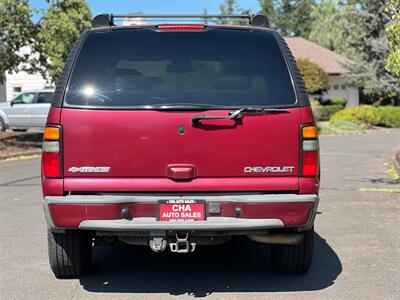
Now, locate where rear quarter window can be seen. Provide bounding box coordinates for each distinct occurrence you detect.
[64,28,296,108]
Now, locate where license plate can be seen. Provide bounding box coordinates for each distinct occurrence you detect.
[158,199,206,221]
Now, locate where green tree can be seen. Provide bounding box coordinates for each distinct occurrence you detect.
[0,0,38,83]
[308,0,359,60]
[343,0,399,103]
[219,0,249,25]
[258,0,315,37]
[258,0,276,22]
[37,0,91,83]
[219,0,238,16]
[297,59,329,94]
[386,0,400,75]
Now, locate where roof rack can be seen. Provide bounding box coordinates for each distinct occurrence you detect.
[92,14,269,29]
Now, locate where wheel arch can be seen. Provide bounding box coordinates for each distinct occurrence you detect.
[0,110,9,128]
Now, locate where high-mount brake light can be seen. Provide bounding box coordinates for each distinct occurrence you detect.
[42,126,62,178]
[301,125,319,177]
[158,24,205,31]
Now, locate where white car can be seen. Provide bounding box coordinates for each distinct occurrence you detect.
[0,89,54,131]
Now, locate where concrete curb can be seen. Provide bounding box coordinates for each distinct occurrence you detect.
[0,150,42,161]
[320,128,400,137]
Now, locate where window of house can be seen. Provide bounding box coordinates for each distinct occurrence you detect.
[333,85,339,90]
[341,85,346,90]
[13,86,22,95]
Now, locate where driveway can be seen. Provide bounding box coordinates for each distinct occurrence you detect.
[0,130,399,299]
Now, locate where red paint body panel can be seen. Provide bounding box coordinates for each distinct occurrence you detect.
[49,201,313,228]
[64,177,299,192]
[299,106,315,124]
[42,177,64,196]
[46,107,61,124]
[60,108,302,179]
[299,177,319,195]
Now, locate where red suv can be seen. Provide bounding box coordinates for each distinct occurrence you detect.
[41,14,319,278]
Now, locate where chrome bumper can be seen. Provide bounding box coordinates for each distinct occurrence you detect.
[42,194,319,232]
[78,217,284,231]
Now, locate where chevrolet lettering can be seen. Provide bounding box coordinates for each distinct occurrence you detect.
[68,166,111,173]
[244,166,295,173]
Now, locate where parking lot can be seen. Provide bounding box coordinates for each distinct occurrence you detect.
[1,130,399,299]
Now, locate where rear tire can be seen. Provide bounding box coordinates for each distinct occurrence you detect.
[270,227,314,274]
[0,117,5,131]
[48,230,92,278]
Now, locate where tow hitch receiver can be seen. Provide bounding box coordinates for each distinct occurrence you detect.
[149,231,167,253]
[169,233,196,253]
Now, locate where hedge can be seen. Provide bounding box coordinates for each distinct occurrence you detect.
[376,106,400,127]
[297,59,329,94]
[314,104,344,121]
[325,98,347,108]
[330,105,400,128]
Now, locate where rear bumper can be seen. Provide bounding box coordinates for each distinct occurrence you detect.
[42,194,319,232]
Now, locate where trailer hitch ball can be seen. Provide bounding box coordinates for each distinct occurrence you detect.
[149,237,167,253]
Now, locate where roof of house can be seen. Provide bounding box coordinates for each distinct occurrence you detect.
[284,37,350,75]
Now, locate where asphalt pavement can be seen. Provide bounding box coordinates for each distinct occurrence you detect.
[0,130,399,300]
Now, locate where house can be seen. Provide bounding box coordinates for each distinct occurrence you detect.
[0,45,50,103]
[285,37,359,107]
[0,70,49,103]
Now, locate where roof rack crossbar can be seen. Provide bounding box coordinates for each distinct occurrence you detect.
[92,13,269,29]
[113,14,252,19]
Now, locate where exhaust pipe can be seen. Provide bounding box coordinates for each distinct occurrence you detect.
[247,233,304,245]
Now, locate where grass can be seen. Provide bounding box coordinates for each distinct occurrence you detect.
[388,164,400,183]
[317,120,360,135]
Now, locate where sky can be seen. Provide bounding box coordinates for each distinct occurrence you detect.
[29,0,261,22]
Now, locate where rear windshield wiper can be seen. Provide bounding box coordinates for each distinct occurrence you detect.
[191,107,290,125]
[146,103,228,111]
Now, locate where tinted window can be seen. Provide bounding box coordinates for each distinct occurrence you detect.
[13,93,35,104]
[65,29,296,108]
[36,92,53,103]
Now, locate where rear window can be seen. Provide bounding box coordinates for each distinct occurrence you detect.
[64,28,296,108]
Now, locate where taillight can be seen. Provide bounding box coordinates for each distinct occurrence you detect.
[301,125,319,176]
[158,24,205,31]
[42,126,62,178]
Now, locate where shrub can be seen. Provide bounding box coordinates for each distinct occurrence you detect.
[328,98,347,108]
[330,105,380,127]
[315,105,343,121]
[331,120,359,131]
[376,106,400,127]
[310,98,321,113]
[297,59,329,94]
